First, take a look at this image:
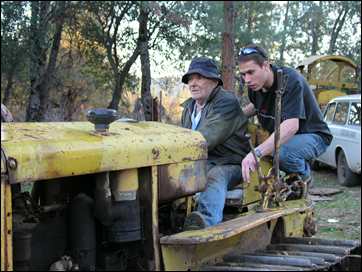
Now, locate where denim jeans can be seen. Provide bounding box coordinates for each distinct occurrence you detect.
[279,133,328,179]
[197,163,242,227]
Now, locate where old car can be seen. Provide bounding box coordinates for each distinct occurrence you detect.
[314,94,361,186]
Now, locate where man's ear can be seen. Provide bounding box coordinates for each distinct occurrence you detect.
[261,61,271,72]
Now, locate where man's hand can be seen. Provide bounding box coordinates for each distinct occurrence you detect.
[241,103,256,117]
[241,152,257,183]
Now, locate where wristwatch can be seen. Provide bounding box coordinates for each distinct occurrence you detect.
[255,148,263,159]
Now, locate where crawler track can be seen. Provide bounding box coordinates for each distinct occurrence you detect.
[201,237,361,271]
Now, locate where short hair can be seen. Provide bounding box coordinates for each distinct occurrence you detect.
[238,44,268,66]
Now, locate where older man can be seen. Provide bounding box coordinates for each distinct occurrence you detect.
[181,57,250,230]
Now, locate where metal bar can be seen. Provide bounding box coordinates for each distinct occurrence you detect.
[248,137,264,182]
[151,166,161,270]
[268,243,351,256]
[202,262,305,271]
[224,253,317,268]
[202,266,269,271]
[1,174,13,271]
[254,251,327,266]
[280,237,360,248]
[273,69,284,185]
[258,249,341,263]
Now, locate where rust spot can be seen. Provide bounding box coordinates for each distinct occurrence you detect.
[23,134,41,139]
[152,148,160,160]
[182,157,193,162]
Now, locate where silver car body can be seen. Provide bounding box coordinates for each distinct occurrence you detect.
[316,94,361,174]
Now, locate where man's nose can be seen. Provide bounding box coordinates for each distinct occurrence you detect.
[244,74,251,84]
[189,78,197,86]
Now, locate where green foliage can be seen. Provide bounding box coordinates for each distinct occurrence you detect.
[1,1,361,120]
[1,1,29,80]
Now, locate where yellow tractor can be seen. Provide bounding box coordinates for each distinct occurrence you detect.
[1,105,360,270]
[1,65,360,271]
[296,55,360,110]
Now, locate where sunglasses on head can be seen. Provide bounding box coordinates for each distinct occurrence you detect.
[239,47,267,58]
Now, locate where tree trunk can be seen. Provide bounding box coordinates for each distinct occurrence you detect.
[107,44,141,110]
[139,2,153,121]
[221,1,235,91]
[2,70,15,105]
[278,1,290,65]
[26,1,49,121]
[310,2,322,55]
[328,6,349,54]
[26,1,65,121]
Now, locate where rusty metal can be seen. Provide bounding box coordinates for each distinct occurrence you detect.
[267,243,352,255]
[303,213,317,237]
[273,69,283,186]
[204,237,361,271]
[258,249,341,263]
[247,136,265,184]
[251,252,327,266]
[280,237,360,248]
[202,262,305,271]
[223,253,318,268]
[247,70,291,212]
[158,160,207,203]
[1,122,207,184]
[1,172,13,271]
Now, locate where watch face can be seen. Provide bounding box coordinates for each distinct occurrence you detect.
[256,149,262,158]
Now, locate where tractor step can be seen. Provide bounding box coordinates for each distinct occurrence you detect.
[201,237,361,271]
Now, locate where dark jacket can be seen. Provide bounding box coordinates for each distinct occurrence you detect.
[181,86,250,165]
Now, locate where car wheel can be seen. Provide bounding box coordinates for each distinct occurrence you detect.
[337,150,359,187]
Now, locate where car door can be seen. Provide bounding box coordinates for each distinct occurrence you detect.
[344,100,361,173]
[317,102,337,166]
[328,101,351,167]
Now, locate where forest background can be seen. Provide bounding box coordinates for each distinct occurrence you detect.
[1,1,361,123]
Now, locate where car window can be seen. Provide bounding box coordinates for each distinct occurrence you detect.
[333,102,349,125]
[348,102,361,126]
[324,102,336,122]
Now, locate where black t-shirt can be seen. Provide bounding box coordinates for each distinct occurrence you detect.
[248,64,333,145]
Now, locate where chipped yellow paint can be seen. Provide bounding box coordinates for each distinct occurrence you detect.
[1,176,13,271]
[242,158,272,205]
[151,166,161,270]
[162,235,240,270]
[158,160,207,203]
[1,121,207,184]
[111,169,138,191]
[161,199,312,270]
[161,199,309,245]
[283,210,308,237]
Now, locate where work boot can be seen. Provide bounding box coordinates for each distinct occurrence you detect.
[183,211,207,231]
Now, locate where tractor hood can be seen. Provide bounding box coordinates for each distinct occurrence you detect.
[1,121,207,184]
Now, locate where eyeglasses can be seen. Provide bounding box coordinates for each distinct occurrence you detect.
[239,47,267,58]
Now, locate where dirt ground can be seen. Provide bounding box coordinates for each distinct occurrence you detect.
[311,166,361,242]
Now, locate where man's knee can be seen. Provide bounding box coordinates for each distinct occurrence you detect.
[207,165,227,183]
[280,148,297,165]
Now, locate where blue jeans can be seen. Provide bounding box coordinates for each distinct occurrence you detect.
[197,163,242,227]
[279,133,328,179]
